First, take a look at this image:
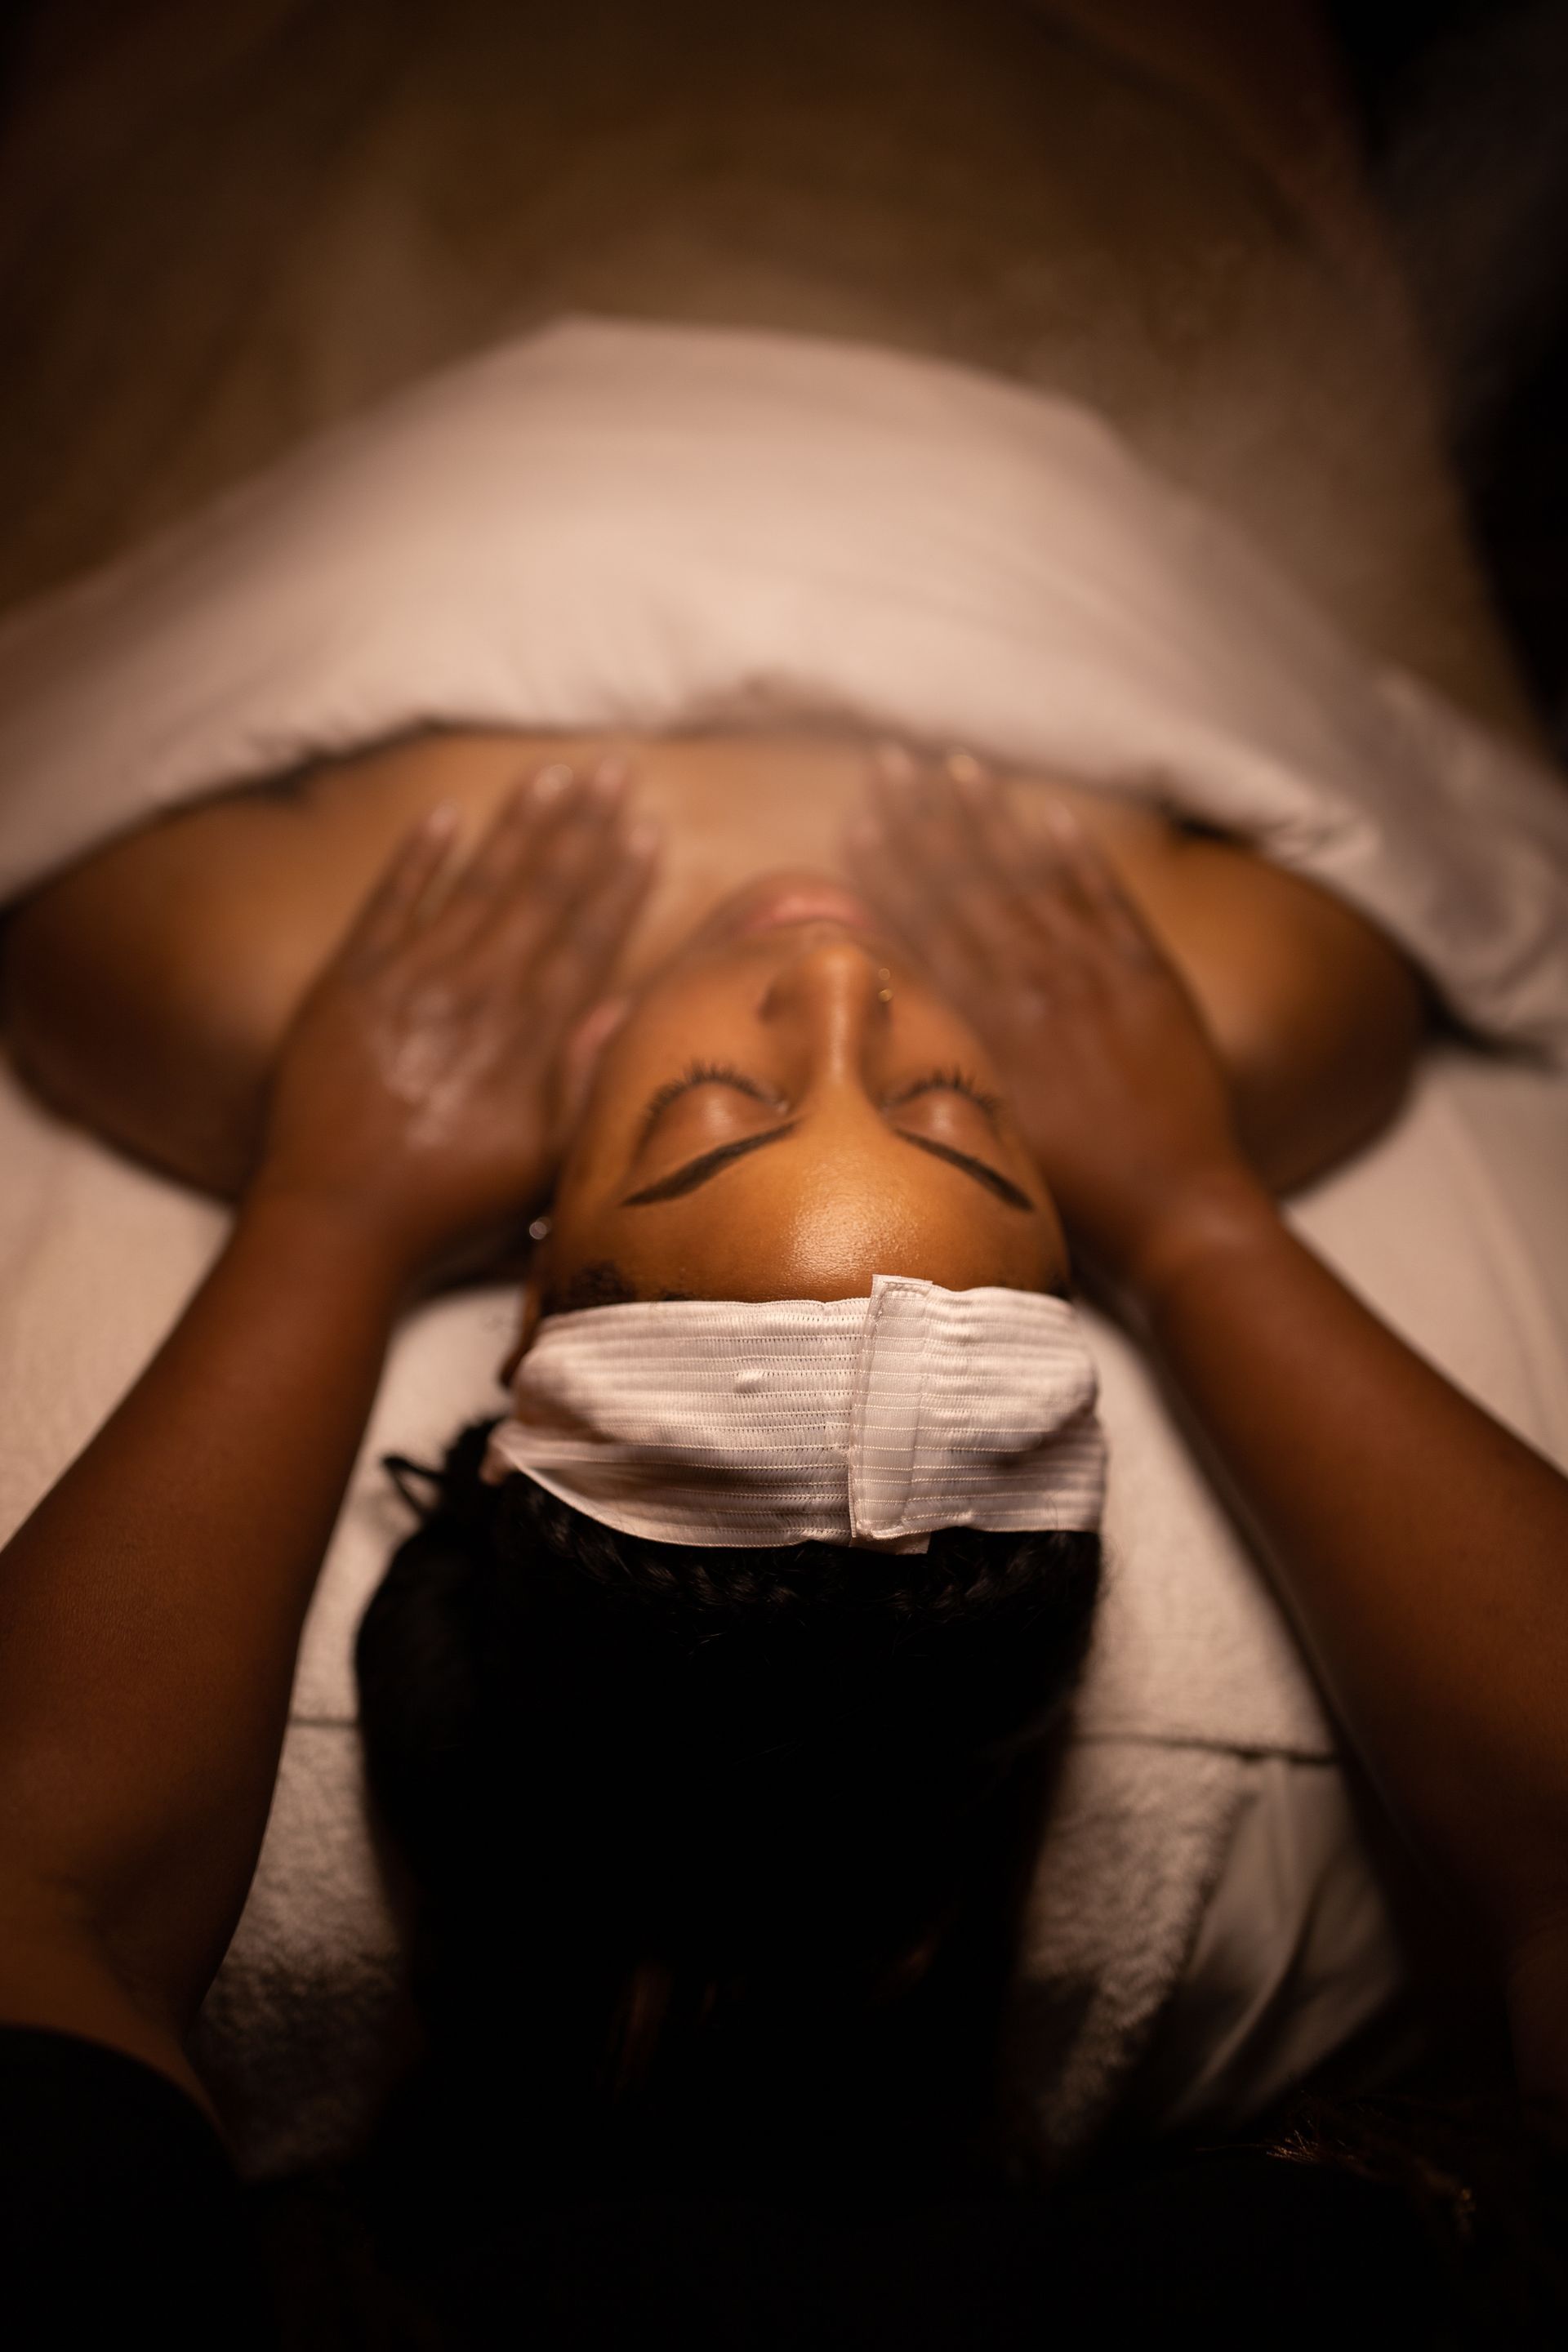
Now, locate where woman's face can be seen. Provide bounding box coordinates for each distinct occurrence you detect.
[540,872,1067,1304]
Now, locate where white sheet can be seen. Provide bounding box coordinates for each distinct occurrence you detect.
[2,319,1566,2172]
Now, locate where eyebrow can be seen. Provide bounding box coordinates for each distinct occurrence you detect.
[620,1122,1035,1212]
[621,1124,801,1205]
[896,1130,1036,1211]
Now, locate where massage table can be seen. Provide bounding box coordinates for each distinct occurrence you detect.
[2,2,1564,2176]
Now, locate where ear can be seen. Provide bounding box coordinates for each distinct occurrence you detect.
[498,1276,545,1388]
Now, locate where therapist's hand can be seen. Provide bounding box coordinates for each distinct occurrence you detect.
[847,755,1260,1294]
[253,765,657,1286]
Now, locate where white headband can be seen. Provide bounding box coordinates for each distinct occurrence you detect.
[482,1276,1106,1551]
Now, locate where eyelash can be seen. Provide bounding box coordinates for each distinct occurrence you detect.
[639,1059,775,1141]
[644,1060,1000,1130]
[895,1066,1003,1119]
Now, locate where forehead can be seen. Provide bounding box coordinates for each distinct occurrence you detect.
[550,1121,1055,1301]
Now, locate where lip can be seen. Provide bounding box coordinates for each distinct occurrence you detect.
[737,880,884,937]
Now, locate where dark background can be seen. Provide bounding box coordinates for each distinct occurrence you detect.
[1325,0,1568,754]
[2,1,1565,751]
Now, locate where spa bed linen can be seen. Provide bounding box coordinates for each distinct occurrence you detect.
[1,319,1566,2172]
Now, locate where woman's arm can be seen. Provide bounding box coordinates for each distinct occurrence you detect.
[1132,1165,1568,2108]
[851,762,1568,2113]
[0,1196,407,2096]
[0,768,653,2100]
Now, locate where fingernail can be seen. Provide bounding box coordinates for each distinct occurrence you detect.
[590,763,626,806]
[422,800,461,837]
[592,754,630,790]
[945,747,985,788]
[848,817,882,853]
[626,819,661,858]
[532,761,575,803]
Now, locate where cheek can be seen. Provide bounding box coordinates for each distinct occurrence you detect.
[558,979,753,1156]
[568,996,633,1071]
[1036,1193,1071,1282]
[555,1010,665,1160]
[554,997,632,1130]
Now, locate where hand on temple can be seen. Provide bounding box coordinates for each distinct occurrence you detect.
[846,753,1259,1296]
[254,762,657,1287]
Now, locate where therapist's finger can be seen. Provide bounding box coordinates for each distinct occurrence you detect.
[947,782,1120,982]
[867,746,990,889]
[934,768,1049,951]
[844,813,990,1005]
[861,758,965,902]
[473,768,635,976]
[342,804,461,964]
[1036,800,1160,964]
[528,822,660,1018]
[437,759,625,956]
[439,762,582,929]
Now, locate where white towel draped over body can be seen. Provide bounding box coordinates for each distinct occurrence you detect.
[1,318,1566,2175]
[2,316,1567,1055]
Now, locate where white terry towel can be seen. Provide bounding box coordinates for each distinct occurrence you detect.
[1,319,1566,2172]
[0,317,1566,1057]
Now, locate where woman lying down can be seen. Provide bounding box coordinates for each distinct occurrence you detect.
[2,716,1567,2334]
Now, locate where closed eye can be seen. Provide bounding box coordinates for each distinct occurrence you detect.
[636,1060,783,1151]
[622,1060,1034,1212]
[636,1062,1000,1151]
[882,1067,1004,1131]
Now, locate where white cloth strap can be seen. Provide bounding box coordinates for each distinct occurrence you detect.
[482,1276,1107,1548]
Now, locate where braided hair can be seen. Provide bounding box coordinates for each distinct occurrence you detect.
[356,1415,1101,2189]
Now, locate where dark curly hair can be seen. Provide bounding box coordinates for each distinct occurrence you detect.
[356,1416,1101,2191]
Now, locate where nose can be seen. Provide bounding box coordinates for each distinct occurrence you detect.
[759,934,889,1081]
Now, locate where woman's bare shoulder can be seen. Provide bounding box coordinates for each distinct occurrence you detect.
[3,732,1427,1202]
[4,795,304,1192]
[1019,782,1428,1191]
[1,730,524,1192]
